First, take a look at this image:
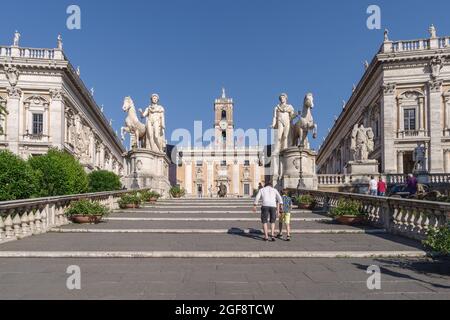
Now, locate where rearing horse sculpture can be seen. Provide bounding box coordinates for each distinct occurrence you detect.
[291,93,318,149]
[121,96,146,148]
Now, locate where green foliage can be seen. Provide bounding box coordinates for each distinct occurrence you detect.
[88,170,122,193]
[118,193,142,207]
[296,195,314,205]
[65,199,109,217]
[141,190,161,202]
[0,150,39,201]
[330,199,364,217]
[28,149,88,197]
[170,186,185,198]
[423,223,450,256]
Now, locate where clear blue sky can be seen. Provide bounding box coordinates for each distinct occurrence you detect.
[1,0,449,149]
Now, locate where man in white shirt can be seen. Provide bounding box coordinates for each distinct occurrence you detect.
[253,182,283,242]
[368,176,378,196]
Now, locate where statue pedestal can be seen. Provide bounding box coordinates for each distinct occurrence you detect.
[279,147,318,190]
[345,160,379,193]
[124,149,171,197]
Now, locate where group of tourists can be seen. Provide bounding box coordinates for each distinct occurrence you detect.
[368,176,387,196]
[368,174,419,197]
[252,183,292,242]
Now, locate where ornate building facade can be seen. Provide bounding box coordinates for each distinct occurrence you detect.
[317,26,450,175]
[0,33,125,175]
[176,90,265,197]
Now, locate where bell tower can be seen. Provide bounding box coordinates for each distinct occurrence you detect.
[214,88,234,148]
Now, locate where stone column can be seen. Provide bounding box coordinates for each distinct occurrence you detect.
[207,161,214,194]
[397,151,404,174]
[99,144,105,169]
[428,80,444,173]
[254,160,260,190]
[49,89,65,149]
[185,161,192,195]
[418,97,425,132]
[5,87,22,154]
[381,83,397,173]
[444,150,450,173]
[233,160,240,195]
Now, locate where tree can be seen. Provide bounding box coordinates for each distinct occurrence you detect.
[28,149,88,197]
[0,150,39,201]
[88,170,122,193]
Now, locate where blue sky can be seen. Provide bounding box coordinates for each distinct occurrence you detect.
[1,0,449,149]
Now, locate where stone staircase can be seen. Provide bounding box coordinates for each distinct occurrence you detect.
[0,198,427,258]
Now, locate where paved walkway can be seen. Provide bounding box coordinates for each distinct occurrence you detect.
[0,198,449,299]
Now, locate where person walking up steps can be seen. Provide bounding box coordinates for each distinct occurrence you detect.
[253,182,283,242]
[277,189,292,241]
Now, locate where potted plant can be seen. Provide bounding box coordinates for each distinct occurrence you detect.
[295,195,315,210]
[423,223,450,257]
[65,199,109,224]
[141,190,161,203]
[330,199,365,225]
[170,186,186,198]
[118,193,142,209]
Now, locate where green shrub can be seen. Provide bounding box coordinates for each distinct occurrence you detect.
[28,149,88,197]
[141,190,161,202]
[88,170,122,193]
[0,150,39,201]
[330,199,364,217]
[170,186,185,198]
[296,195,314,205]
[118,193,142,207]
[423,223,450,256]
[65,199,109,217]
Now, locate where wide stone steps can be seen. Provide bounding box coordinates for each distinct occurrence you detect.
[0,199,428,258]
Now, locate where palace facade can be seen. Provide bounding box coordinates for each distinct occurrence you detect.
[317,26,450,175]
[0,34,125,175]
[176,90,266,197]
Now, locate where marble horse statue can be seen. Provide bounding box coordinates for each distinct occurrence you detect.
[121,96,146,149]
[291,93,318,149]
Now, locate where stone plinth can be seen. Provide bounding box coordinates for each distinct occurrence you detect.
[124,149,171,197]
[345,160,379,193]
[279,147,318,190]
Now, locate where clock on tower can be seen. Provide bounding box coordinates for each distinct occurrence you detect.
[214,88,234,148]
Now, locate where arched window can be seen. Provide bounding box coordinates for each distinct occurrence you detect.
[221,110,227,120]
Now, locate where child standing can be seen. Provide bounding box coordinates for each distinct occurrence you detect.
[277,189,292,241]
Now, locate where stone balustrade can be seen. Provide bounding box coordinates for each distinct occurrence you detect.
[381,36,450,53]
[298,189,450,241]
[317,174,350,186]
[0,189,146,244]
[0,46,63,60]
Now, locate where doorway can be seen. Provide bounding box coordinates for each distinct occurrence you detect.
[403,151,414,175]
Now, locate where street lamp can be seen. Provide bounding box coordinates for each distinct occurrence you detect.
[130,155,140,190]
[296,145,305,197]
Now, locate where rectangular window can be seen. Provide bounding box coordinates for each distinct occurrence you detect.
[221,160,227,167]
[32,113,43,135]
[404,109,416,131]
[244,160,250,166]
[196,161,203,167]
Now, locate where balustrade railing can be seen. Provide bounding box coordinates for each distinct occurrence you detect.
[317,174,349,185]
[299,189,450,241]
[0,189,147,244]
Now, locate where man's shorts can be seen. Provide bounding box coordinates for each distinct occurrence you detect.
[261,206,277,224]
[280,212,291,224]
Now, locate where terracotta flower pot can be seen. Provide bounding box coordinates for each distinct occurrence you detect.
[298,203,311,210]
[70,215,103,224]
[149,197,158,203]
[335,215,365,226]
[120,203,140,209]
